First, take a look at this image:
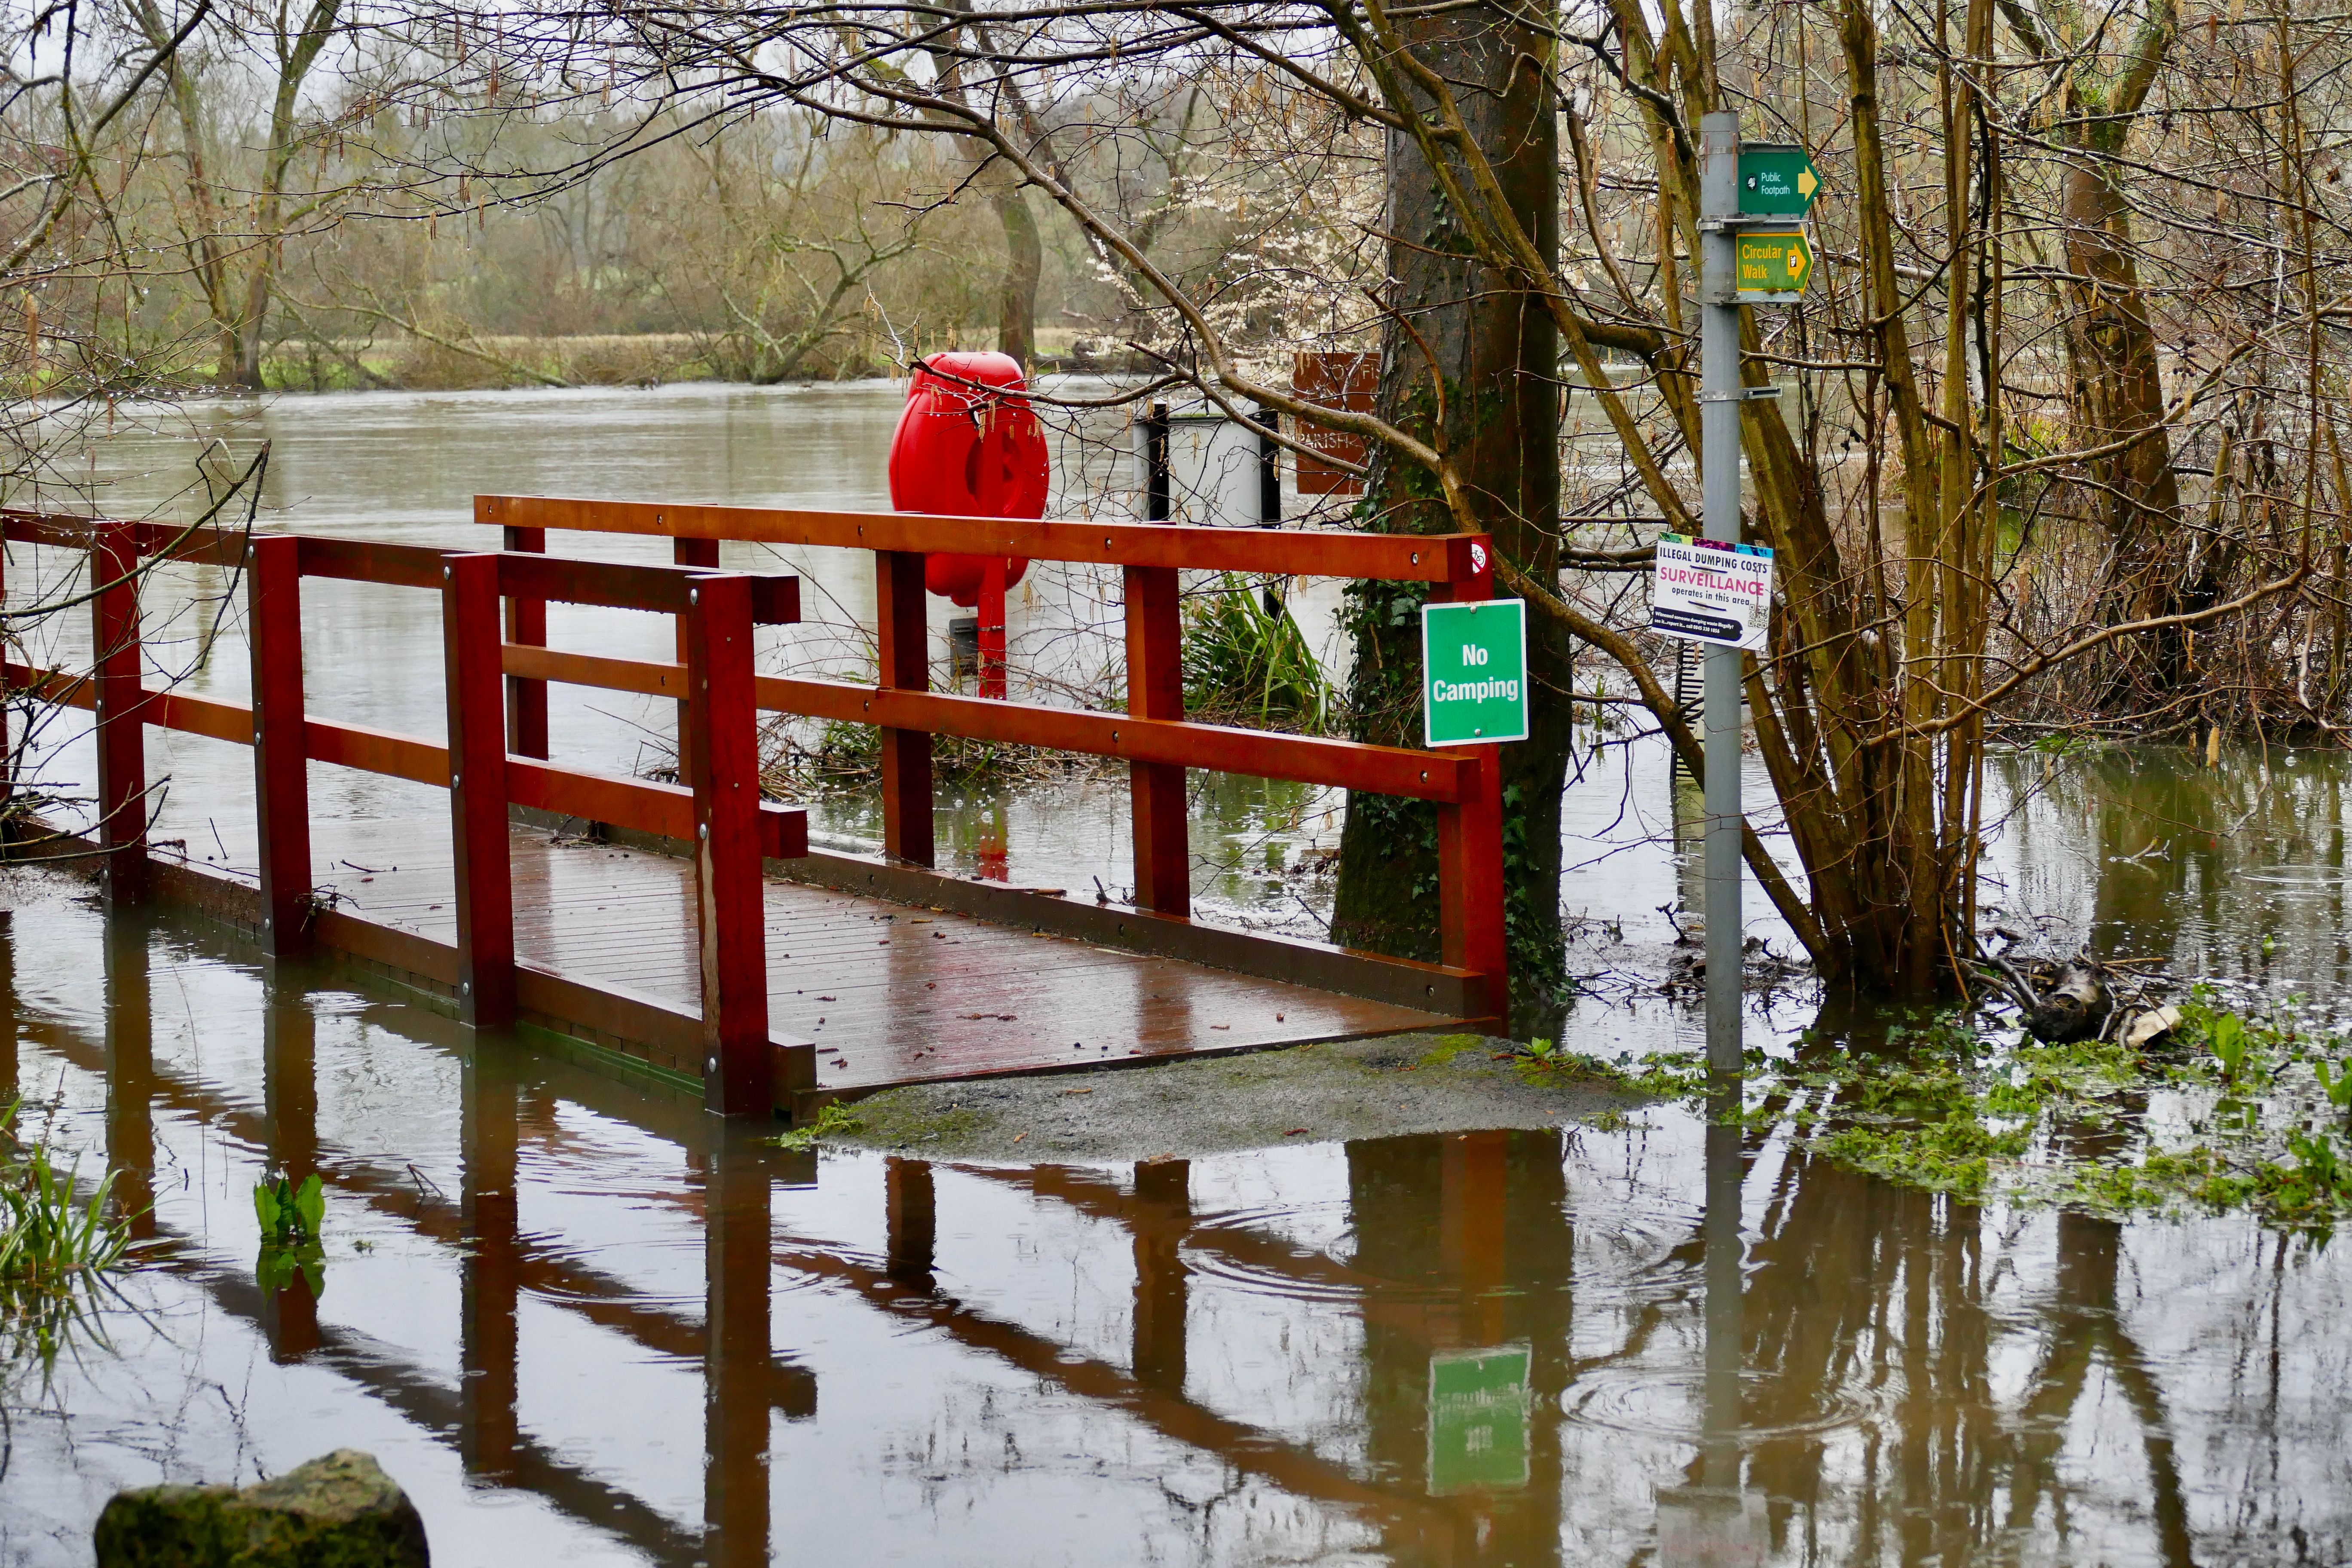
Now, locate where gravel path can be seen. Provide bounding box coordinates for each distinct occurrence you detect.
[822,1032,1647,1161]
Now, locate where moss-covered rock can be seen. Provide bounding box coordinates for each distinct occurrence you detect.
[94,1449,428,1567]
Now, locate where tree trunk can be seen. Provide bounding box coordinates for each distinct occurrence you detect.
[1331,0,1566,1007]
[2062,156,2192,683]
[993,186,1040,370]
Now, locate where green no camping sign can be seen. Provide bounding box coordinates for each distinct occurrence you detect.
[1422,598,1528,746]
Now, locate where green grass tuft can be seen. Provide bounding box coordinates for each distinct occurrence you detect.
[3,1101,138,1380]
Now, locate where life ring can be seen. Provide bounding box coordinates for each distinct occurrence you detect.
[886,350,1046,605]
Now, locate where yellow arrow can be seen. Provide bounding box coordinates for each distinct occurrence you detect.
[1797,167,1819,200]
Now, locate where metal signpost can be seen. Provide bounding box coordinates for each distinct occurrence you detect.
[1682,112,1817,1076]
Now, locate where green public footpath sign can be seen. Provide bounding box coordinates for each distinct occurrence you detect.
[1736,229,1814,299]
[1739,143,1822,217]
[1422,599,1528,746]
[1427,1345,1532,1494]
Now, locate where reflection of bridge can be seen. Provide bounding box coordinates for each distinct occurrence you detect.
[6,901,2230,1564]
[4,499,1507,1117]
[16,903,1573,1565]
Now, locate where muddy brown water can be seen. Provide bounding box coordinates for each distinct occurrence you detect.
[6,385,2352,1563]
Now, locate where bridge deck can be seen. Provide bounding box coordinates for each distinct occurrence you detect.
[175,816,1453,1097]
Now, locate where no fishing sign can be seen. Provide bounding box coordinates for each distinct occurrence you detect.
[1650,535,1774,651]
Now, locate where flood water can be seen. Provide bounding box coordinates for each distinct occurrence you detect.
[6,380,1375,934]
[5,877,2349,1566]
[7,384,2352,1563]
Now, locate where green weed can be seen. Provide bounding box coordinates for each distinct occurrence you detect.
[2206,1013,2249,1081]
[253,1171,327,1300]
[2313,1052,2352,1114]
[1182,575,1331,732]
[772,1101,866,1152]
[3,1104,137,1378]
[1415,1034,1487,1069]
[1813,1110,2030,1204]
[253,1172,325,1246]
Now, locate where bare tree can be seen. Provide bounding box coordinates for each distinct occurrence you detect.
[124,0,354,388]
[348,0,2352,1000]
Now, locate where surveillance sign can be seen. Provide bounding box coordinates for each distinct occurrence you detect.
[1649,534,1774,651]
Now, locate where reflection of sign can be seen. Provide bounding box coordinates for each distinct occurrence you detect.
[1734,230,1813,300]
[1428,1345,1531,1494]
[1655,1486,1767,1568]
[1292,351,1376,495]
[1650,535,1773,651]
[1421,599,1529,746]
[1738,144,1821,217]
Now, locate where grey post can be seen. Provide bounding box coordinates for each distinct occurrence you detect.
[1699,110,1743,1076]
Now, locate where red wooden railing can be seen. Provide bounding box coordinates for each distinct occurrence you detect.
[2,511,808,1113]
[476,496,1509,1004]
[1,496,1512,1111]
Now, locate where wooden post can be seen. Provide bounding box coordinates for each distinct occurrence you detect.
[686,573,772,1115]
[90,520,147,903]
[885,1157,936,1282]
[702,1133,774,1564]
[1440,1130,1510,1346]
[460,1046,521,1480]
[441,553,515,1028]
[2,524,12,833]
[248,536,313,956]
[1131,1158,1190,1390]
[875,549,934,867]
[102,913,156,1243]
[260,967,322,1360]
[501,524,549,759]
[1437,540,1507,1022]
[978,557,1008,701]
[1124,564,1189,916]
[674,537,720,765]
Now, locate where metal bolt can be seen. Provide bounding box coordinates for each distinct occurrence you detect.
[451,772,460,787]
[462,980,471,993]
[689,588,698,604]
[444,567,452,578]
[707,1057,718,1071]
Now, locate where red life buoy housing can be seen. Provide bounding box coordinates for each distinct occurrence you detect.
[887,351,1047,606]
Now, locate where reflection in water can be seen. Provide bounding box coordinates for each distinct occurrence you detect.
[5,886,2352,1565]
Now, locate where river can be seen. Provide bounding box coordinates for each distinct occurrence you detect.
[3,382,2349,1565]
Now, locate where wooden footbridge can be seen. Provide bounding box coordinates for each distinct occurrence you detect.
[3,499,1508,1118]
